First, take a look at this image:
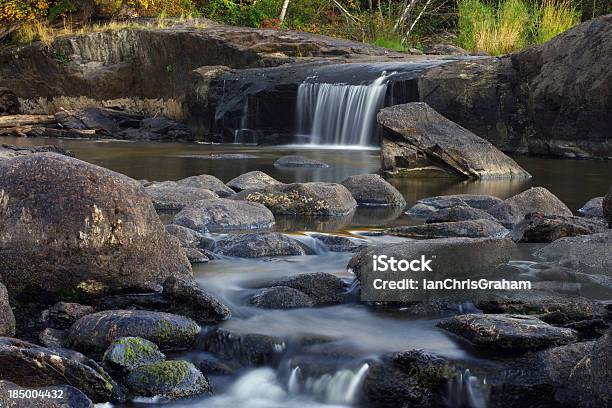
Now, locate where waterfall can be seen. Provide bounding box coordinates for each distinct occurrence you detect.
[443,369,488,408]
[296,73,392,146]
[300,363,370,404]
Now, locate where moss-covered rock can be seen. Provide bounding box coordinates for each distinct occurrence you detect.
[125,360,212,399]
[103,337,165,376]
[67,310,200,356]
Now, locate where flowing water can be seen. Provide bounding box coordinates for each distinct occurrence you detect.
[1,127,610,408]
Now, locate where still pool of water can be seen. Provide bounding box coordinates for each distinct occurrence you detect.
[2,136,610,408]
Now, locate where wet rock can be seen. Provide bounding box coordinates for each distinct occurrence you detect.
[55,108,136,136]
[534,231,612,275]
[309,233,366,252]
[377,102,531,179]
[423,43,472,56]
[176,175,235,197]
[0,337,117,402]
[66,310,200,355]
[145,183,218,210]
[274,155,329,168]
[350,237,514,302]
[270,272,348,306]
[0,153,192,300]
[563,319,609,340]
[0,380,93,408]
[184,247,211,263]
[437,314,578,351]
[418,194,503,211]
[198,356,239,376]
[487,187,573,228]
[510,212,608,243]
[125,360,212,399]
[204,328,286,366]
[235,182,357,216]
[424,205,500,223]
[340,174,406,207]
[249,286,315,309]
[41,302,94,330]
[0,283,15,337]
[361,350,455,407]
[102,337,165,377]
[578,196,604,218]
[139,117,191,140]
[604,186,612,226]
[0,88,20,115]
[226,171,283,192]
[173,198,275,233]
[162,276,231,323]
[38,328,67,349]
[385,219,508,239]
[0,144,73,162]
[165,224,214,250]
[214,232,308,258]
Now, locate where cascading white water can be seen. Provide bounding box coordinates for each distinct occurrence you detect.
[300,363,370,405]
[296,74,391,146]
[443,369,488,408]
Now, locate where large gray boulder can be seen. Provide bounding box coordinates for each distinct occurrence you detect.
[274,155,329,168]
[144,183,218,210]
[0,337,118,402]
[268,272,348,306]
[340,174,406,207]
[385,219,508,239]
[176,174,235,197]
[125,360,212,399]
[66,310,200,355]
[534,231,612,275]
[510,212,608,242]
[173,198,274,233]
[214,232,307,258]
[0,153,192,299]
[235,182,357,216]
[102,337,165,377]
[250,286,315,309]
[350,237,514,302]
[226,171,282,192]
[0,144,73,162]
[0,283,15,337]
[377,102,531,179]
[578,196,604,219]
[437,314,577,351]
[487,187,572,228]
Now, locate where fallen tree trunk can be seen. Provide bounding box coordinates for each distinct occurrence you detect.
[0,115,56,128]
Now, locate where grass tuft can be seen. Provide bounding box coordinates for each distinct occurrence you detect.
[535,0,580,43]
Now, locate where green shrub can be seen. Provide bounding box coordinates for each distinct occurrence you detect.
[534,0,579,43]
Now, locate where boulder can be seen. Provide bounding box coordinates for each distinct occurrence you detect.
[309,233,366,252]
[510,212,608,242]
[340,174,406,207]
[176,175,235,197]
[165,224,213,250]
[38,328,67,349]
[0,153,192,300]
[377,103,531,179]
[41,302,94,330]
[0,88,20,115]
[226,171,283,192]
[144,183,218,210]
[422,43,472,56]
[0,337,117,402]
[385,219,508,239]
[250,286,315,309]
[0,144,73,162]
[0,283,15,337]
[487,187,573,228]
[235,182,357,216]
[361,350,455,407]
[203,328,286,366]
[125,360,212,399]
[437,314,577,351]
[214,232,307,258]
[66,310,200,355]
[102,337,165,376]
[162,276,231,323]
[184,247,211,264]
[423,205,501,223]
[414,194,504,212]
[604,186,612,226]
[274,155,329,168]
[269,272,348,306]
[350,237,514,302]
[0,380,93,408]
[534,231,612,275]
[173,198,275,233]
[578,196,604,218]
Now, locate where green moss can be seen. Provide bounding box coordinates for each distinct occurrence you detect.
[132,360,190,387]
[116,337,162,366]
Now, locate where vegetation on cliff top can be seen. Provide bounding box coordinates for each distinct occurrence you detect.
[1,0,610,55]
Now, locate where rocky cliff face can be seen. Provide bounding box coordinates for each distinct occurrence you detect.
[418,14,612,159]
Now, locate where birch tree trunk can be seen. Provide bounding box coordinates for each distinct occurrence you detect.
[280,0,291,23]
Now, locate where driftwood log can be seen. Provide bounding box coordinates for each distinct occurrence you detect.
[0,115,56,128]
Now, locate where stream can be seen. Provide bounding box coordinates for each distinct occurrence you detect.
[2,136,611,408]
